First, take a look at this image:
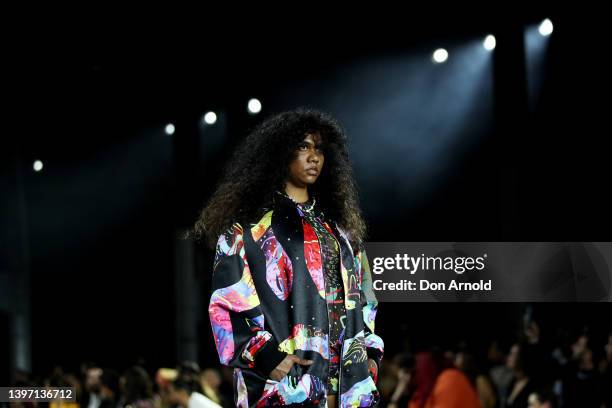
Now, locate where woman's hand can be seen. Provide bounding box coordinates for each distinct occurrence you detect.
[269,355,314,382]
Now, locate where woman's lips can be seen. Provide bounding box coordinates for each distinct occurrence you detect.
[306,168,319,176]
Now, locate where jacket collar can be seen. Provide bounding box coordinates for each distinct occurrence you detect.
[272,190,322,217]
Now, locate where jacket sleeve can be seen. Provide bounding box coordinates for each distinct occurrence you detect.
[355,242,385,374]
[208,222,288,377]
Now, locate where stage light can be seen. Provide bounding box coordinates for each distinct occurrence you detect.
[432,48,448,64]
[165,123,175,135]
[483,35,496,51]
[33,160,43,172]
[248,98,262,114]
[539,18,553,36]
[204,111,217,125]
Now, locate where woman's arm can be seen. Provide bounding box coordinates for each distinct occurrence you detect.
[208,222,288,378]
[355,243,385,378]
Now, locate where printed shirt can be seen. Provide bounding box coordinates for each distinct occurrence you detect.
[208,191,384,407]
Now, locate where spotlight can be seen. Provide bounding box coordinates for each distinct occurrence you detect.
[165,123,175,135]
[539,18,553,36]
[483,35,496,51]
[432,48,448,64]
[33,160,43,172]
[247,98,262,114]
[204,111,217,125]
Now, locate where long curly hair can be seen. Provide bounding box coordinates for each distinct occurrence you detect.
[188,108,368,249]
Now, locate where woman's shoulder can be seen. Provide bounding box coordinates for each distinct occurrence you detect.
[219,208,272,236]
[433,368,479,402]
[437,368,470,384]
[249,209,274,241]
[219,220,244,238]
[433,368,476,395]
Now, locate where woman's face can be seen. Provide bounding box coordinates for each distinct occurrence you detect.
[506,343,521,370]
[453,351,465,370]
[287,131,324,188]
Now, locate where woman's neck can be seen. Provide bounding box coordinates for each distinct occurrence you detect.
[283,184,309,204]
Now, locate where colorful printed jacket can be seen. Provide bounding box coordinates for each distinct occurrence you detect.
[208,192,384,407]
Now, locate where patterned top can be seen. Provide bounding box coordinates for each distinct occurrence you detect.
[296,195,346,395]
[208,189,384,407]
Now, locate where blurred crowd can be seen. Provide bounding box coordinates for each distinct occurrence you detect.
[380,323,612,408]
[5,361,231,408]
[5,321,612,408]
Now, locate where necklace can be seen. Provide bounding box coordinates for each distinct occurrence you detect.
[274,190,316,212]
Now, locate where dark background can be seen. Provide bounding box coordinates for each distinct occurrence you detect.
[2,9,610,382]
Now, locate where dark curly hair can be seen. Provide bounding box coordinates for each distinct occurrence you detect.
[188,108,368,249]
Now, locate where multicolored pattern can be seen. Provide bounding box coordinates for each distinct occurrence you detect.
[235,368,249,408]
[342,331,368,367]
[356,246,384,366]
[340,376,380,408]
[278,324,329,357]
[302,220,326,298]
[257,227,293,300]
[299,199,347,395]
[242,331,273,367]
[361,303,377,334]
[256,374,326,407]
[208,192,384,407]
[363,332,384,359]
[337,225,361,311]
[251,210,273,241]
[213,222,242,268]
[209,223,263,365]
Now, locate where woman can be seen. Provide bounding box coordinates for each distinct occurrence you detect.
[505,343,537,408]
[192,109,384,407]
[386,352,415,408]
[408,350,481,408]
[118,366,156,408]
[454,349,497,408]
